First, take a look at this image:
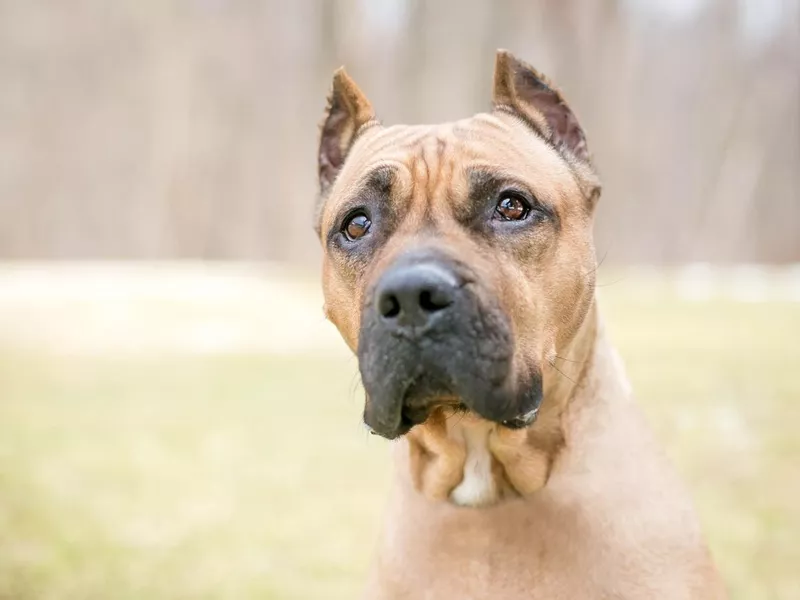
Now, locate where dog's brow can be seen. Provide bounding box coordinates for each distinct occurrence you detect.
[466,169,508,200]
[351,165,396,198]
[366,165,395,192]
[466,168,543,201]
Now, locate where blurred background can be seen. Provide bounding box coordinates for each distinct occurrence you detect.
[0,0,798,599]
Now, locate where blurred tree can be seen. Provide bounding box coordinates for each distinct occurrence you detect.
[0,0,796,263]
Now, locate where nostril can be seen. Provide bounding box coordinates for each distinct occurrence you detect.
[375,262,459,326]
[379,293,401,319]
[419,288,453,313]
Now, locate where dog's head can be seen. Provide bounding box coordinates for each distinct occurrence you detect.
[315,51,600,439]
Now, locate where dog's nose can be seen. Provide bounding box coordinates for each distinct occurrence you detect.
[375,262,458,330]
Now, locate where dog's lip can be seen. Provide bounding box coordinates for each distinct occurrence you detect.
[401,396,466,425]
[363,390,466,439]
[366,371,533,438]
[399,382,463,424]
[400,403,431,426]
[365,402,530,438]
[364,399,537,439]
[500,405,540,428]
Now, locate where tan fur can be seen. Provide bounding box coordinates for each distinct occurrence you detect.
[316,53,726,599]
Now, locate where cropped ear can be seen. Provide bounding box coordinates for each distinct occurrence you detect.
[318,68,378,194]
[492,50,591,165]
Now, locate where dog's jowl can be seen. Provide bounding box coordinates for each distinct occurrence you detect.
[315,51,727,599]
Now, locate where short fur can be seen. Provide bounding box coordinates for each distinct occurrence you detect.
[315,50,726,599]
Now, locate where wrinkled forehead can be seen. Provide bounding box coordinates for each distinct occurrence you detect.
[319,112,579,231]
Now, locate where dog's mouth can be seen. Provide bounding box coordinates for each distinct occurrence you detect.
[396,378,468,433]
[359,324,544,439]
[398,400,469,434]
[357,250,543,439]
[362,353,541,439]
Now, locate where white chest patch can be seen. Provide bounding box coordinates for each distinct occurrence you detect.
[448,419,498,507]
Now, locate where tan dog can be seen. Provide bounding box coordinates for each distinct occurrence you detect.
[315,51,726,599]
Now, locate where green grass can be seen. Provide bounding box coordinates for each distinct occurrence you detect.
[0,290,798,599]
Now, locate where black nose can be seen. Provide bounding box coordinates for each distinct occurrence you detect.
[375,262,458,330]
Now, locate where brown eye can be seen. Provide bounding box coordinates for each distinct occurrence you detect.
[343,212,372,241]
[494,193,530,221]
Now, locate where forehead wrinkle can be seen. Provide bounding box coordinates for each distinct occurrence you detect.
[452,112,513,138]
[433,137,462,219]
[382,138,437,233]
[321,125,457,237]
[366,124,435,155]
[453,113,571,173]
[405,140,427,206]
[423,137,444,210]
[435,164,470,225]
[341,129,427,189]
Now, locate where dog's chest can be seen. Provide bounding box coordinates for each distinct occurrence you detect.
[447,419,499,507]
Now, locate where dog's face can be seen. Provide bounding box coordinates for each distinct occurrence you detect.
[316,52,600,439]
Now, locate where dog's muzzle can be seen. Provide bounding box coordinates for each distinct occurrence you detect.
[358,250,543,439]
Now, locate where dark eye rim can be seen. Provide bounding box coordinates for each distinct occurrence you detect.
[340,208,372,242]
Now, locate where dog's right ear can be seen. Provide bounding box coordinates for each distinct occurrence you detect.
[318,68,377,195]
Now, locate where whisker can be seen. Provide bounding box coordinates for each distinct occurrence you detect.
[547,358,580,387]
[349,371,363,402]
[596,276,627,288]
[554,354,583,364]
[585,248,609,277]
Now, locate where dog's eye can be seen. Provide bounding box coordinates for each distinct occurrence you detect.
[494,193,530,221]
[343,212,372,241]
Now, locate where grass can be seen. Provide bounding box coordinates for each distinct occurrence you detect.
[0,273,798,599]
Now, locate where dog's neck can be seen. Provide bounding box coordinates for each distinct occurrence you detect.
[404,300,600,506]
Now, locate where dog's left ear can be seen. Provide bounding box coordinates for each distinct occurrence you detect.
[318,68,377,194]
[492,50,590,165]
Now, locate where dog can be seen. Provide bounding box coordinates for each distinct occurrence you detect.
[314,50,727,599]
